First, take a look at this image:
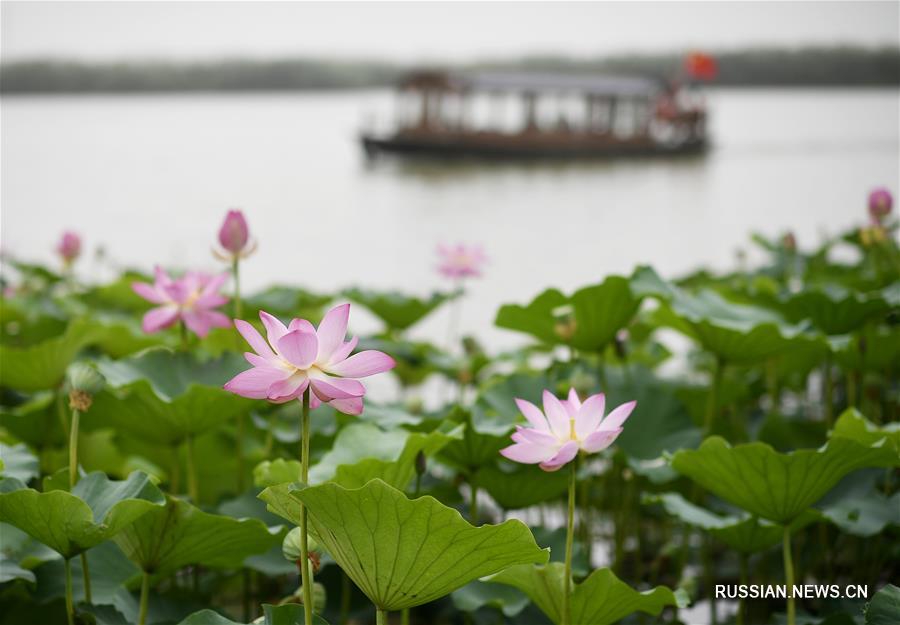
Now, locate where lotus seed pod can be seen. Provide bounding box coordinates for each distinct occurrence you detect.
[282,527,319,562]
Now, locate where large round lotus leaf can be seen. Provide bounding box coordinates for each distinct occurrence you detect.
[113,495,281,576]
[865,584,900,625]
[775,286,891,335]
[487,563,686,625]
[344,287,457,331]
[644,492,820,553]
[260,479,548,611]
[0,471,164,559]
[88,348,253,444]
[0,318,99,391]
[495,276,642,352]
[671,436,898,524]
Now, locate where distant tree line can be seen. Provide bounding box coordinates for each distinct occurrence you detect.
[1,47,898,93]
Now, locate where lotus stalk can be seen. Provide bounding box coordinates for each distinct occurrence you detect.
[299,388,314,625]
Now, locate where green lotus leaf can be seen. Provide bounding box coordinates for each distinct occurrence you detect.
[254,458,303,488]
[829,326,900,373]
[345,287,457,331]
[0,317,100,391]
[0,442,40,483]
[820,491,900,537]
[331,423,463,490]
[176,605,331,625]
[670,436,898,524]
[473,463,569,510]
[774,286,891,335]
[830,409,900,457]
[0,392,65,450]
[31,541,139,605]
[451,580,529,617]
[89,348,253,444]
[866,584,900,625]
[487,563,687,625]
[113,495,281,576]
[0,471,165,559]
[243,286,332,320]
[644,492,820,553]
[259,479,549,611]
[495,276,642,351]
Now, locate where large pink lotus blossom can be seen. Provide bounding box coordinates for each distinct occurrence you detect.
[132,267,231,337]
[223,303,395,415]
[868,187,893,224]
[436,243,487,279]
[500,388,635,472]
[56,231,82,265]
[214,209,256,260]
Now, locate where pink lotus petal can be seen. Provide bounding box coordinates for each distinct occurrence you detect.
[511,426,557,447]
[183,309,230,338]
[267,374,309,402]
[582,428,623,453]
[132,282,167,305]
[244,352,271,368]
[500,441,557,464]
[562,388,582,417]
[539,440,580,472]
[218,210,250,254]
[195,293,228,309]
[224,366,288,399]
[515,398,550,432]
[277,330,318,369]
[316,303,350,363]
[542,390,571,439]
[202,273,229,296]
[289,318,316,333]
[328,337,359,365]
[309,373,365,401]
[575,393,606,440]
[600,400,636,431]
[235,320,276,359]
[259,311,289,346]
[326,350,395,378]
[327,396,364,415]
[142,306,179,333]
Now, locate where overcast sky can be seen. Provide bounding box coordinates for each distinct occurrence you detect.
[2,1,899,63]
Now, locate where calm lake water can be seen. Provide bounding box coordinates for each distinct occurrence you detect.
[2,88,898,347]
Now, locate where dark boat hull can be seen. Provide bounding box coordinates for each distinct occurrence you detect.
[361,133,707,160]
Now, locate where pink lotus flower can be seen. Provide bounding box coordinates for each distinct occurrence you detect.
[215,209,255,259]
[868,188,893,223]
[500,388,635,471]
[436,243,487,279]
[132,267,231,337]
[223,303,395,415]
[56,231,81,264]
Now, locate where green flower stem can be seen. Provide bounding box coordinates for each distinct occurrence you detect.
[236,412,246,492]
[822,355,834,427]
[139,571,150,625]
[376,608,387,625]
[704,357,725,434]
[232,257,242,320]
[783,526,795,625]
[69,408,92,603]
[80,552,92,604]
[179,319,189,351]
[469,481,478,522]
[185,433,199,504]
[64,558,75,625]
[68,409,81,489]
[562,461,576,625]
[401,606,409,625]
[299,389,314,625]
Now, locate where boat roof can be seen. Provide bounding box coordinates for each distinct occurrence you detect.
[400,70,664,97]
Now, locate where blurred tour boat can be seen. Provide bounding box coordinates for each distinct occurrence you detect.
[361,63,713,160]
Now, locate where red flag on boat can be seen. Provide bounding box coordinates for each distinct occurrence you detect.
[684,52,718,81]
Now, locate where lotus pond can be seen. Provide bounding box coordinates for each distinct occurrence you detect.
[0,199,898,625]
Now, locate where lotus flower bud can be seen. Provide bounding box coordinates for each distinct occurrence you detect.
[282,527,318,562]
[218,209,250,255]
[56,231,81,265]
[66,362,105,411]
[868,187,893,223]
